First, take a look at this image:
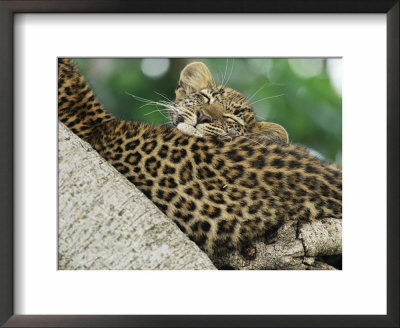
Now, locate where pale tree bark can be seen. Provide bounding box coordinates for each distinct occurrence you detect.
[58,122,216,270]
[59,122,342,270]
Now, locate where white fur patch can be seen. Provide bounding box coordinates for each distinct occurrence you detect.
[177,122,204,137]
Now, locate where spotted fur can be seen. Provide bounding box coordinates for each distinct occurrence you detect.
[58,59,342,259]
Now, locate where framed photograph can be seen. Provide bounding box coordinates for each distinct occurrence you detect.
[56,57,343,272]
[0,1,398,327]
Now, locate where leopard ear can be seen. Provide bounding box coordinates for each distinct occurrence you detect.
[249,122,289,144]
[176,62,213,96]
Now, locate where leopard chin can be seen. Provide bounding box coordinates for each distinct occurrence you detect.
[176,122,204,137]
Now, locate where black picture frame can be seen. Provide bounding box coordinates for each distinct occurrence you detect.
[0,1,398,327]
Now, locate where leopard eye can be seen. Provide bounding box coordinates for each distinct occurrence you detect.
[213,89,224,96]
[199,92,211,103]
[233,109,243,116]
[223,114,245,127]
[224,116,240,124]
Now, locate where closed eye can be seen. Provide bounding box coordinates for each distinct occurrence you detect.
[199,92,211,103]
[223,115,245,127]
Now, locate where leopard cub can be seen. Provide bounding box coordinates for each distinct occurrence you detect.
[58,59,342,261]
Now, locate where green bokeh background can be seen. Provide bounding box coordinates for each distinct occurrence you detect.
[74,58,342,164]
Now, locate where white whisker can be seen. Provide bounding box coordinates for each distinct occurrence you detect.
[126,91,173,110]
[155,105,169,119]
[221,58,229,86]
[254,113,267,121]
[247,81,271,102]
[251,94,284,106]
[154,91,173,103]
[225,58,234,86]
[144,108,169,117]
[125,91,155,104]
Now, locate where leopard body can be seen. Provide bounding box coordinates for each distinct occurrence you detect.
[58,59,342,258]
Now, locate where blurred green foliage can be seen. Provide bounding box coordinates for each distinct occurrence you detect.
[74,58,342,164]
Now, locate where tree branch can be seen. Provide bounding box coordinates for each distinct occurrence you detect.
[212,218,342,270]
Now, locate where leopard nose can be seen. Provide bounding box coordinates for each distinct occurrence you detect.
[176,115,183,124]
[197,109,211,124]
